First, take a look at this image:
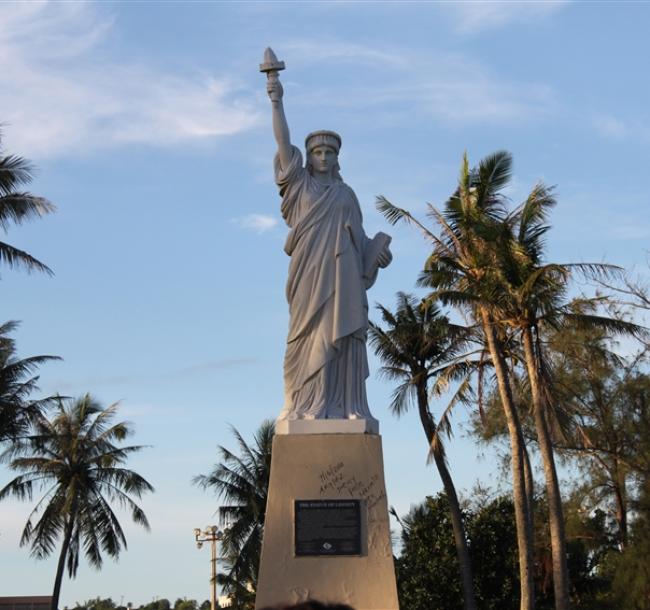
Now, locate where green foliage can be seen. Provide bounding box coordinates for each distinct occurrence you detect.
[0,320,60,443]
[194,421,274,610]
[70,598,117,610]
[0,132,55,275]
[0,395,154,609]
[609,481,650,609]
[138,600,171,610]
[396,491,627,610]
[370,293,478,609]
[396,493,520,610]
[69,600,209,610]
[396,495,465,610]
[173,599,197,610]
[469,496,519,610]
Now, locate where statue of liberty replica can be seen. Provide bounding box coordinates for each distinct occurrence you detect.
[263,48,392,430]
[255,49,399,610]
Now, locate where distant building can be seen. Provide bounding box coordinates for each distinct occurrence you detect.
[0,597,52,610]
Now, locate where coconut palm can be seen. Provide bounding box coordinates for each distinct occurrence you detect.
[494,184,646,609]
[469,181,574,609]
[0,320,60,443]
[0,136,55,275]
[369,292,477,610]
[0,394,153,610]
[377,152,536,610]
[193,421,274,610]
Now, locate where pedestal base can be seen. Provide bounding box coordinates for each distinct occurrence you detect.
[255,433,399,610]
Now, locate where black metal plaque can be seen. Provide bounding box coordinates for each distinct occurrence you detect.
[294,499,362,556]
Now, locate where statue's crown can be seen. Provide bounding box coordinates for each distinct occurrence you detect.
[305,130,342,154]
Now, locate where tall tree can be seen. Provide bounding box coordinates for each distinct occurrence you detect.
[194,421,274,610]
[484,183,575,609]
[547,315,650,548]
[0,133,55,275]
[495,185,646,609]
[378,152,536,610]
[369,292,477,610]
[0,394,153,610]
[0,320,60,443]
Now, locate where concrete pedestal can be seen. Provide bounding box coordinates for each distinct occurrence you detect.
[255,433,399,610]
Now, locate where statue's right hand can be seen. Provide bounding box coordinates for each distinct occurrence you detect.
[267,77,283,102]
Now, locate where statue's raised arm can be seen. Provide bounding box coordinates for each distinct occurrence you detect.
[260,48,292,171]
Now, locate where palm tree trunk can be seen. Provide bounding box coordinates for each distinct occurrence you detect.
[522,327,570,610]
[51,517,74,610]
[511,358,536,549]
[480,308,535,610]
[523,439,535,536]
[416,381,477,610]
[613,461,628,548]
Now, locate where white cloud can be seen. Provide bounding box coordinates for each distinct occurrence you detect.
[286,41,557,124]
[0,1,260,158]
[46,358,259,391]
[589,113,650,141]
[591,114,629,139]
[232,213,279,233]
[442,1,569,34]
[282,40,409,69]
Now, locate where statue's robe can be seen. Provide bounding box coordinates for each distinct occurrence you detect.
[275,146,377,421]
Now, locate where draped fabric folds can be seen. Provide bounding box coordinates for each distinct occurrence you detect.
[275,146,377,423]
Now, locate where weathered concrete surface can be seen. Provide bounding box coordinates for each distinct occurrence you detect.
[255,433,399,610]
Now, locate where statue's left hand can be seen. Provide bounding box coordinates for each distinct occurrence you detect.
[377,244,393,268]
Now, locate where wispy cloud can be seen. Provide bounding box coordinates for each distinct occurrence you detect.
[442,1,569,34]
[589,113,650,142]
[591,114,629,138]
[283,40,409,69]
[0,1,259,158]
[48,358,258,391]
[286,40,557,124]
[232,213,279,233]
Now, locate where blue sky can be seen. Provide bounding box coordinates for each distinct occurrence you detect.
[1,0,649,606]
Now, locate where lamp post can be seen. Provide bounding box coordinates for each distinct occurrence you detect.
[194,525,224,610]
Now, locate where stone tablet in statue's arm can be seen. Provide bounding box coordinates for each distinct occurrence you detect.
[363,232,392,289]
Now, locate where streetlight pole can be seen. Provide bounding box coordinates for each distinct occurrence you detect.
[194,525,224,610]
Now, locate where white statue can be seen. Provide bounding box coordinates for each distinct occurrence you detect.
[261,48,392,426]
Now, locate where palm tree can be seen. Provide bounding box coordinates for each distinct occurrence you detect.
[0,135,55,275]
[0,394,153,610]
[377,152,536,610]
[479,182,573,609]
[193,421,274,610]
[0,320,60,443]
[369,293,477,610]
[494,184,646,609]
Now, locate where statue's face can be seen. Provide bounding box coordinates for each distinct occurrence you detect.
[309,145,338,175]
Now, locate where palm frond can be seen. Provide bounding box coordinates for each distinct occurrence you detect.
[0,241,53,275]
[375,196,439,243]
[561,312,648,340]
[0,195,56,228]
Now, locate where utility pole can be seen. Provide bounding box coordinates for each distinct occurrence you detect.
[194,525,224,610]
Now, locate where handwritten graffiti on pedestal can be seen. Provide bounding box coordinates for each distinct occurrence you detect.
[317,461,387,520]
